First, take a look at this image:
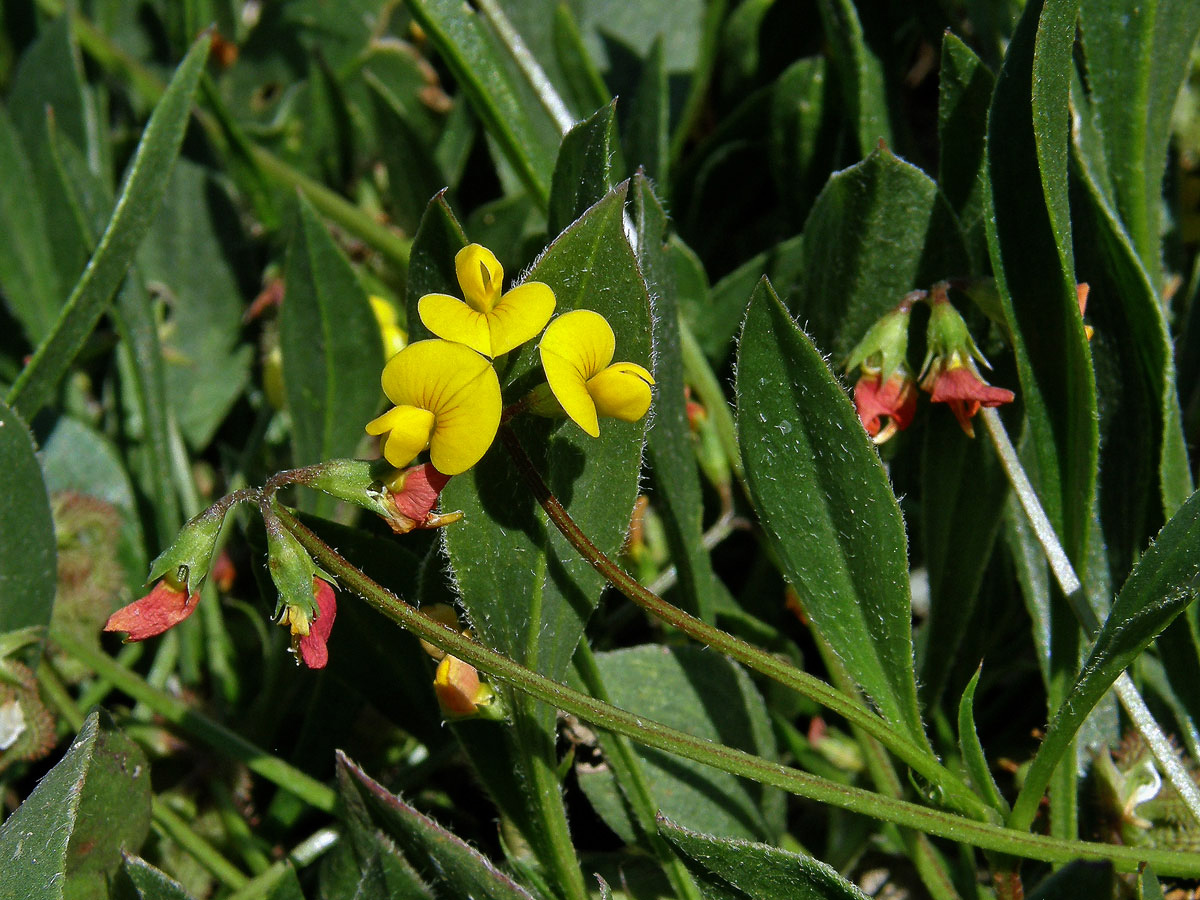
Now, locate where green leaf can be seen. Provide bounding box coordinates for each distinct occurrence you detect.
[815,0,892,157]
[0,104,60,344]
[281,194,384,480]
[548,100,619,237]
[6,15,96,287]
[404,0,563,207]
[633,173,720,623]
[577,645,783,844]
[700,233,803,364]
[736,280,928,750]
[768,57,834,230]
[0,400,56,663]
[986,0,1094,570]
[366,73,449,236]
[659,818,871,900]
[956,667,1008,815]
[5,32,212,420]
[936,33,994,269]
[918,407,1008,707]
[405,191,470,345]
[443,184,650,685]
[1077,0,1200,284]
[0,710,152,900]
[794,147,969,362]
[135,159,254,450]
[336,752,536,900]
[551,4,611,119]
[1011,489,1200,830]
[622,37,668,185]
[118,856,197,900]
[1071,124,1193,546]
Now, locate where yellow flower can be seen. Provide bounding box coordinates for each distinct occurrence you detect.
[369,295,407,359]
[418,244,556,357]
[365,340,501,475]
[538,309,654,438]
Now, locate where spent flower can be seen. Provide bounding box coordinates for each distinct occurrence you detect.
[919,283,1014,437]
[845,294,921,443]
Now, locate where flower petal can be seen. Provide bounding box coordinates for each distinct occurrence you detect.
[538,310,616,437]
[380,340,493,411]
[366,405,437,468]
[104,580,199,641]
[488,282,556,356]
[456,244,503,313]
[298,578,337,669]
[434,655,481,716]
[428,365,502,474]
[588,362,655,423]
[540,349,599,436]
[418,293,493,356]
[539,309,615,379]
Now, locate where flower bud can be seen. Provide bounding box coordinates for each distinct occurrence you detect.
[433,654,502,719]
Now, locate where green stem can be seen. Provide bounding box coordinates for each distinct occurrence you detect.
[497,426,989,822]
[679,316,744,484]
[152,799,250,889]
[273,503,1200,875]
[52,628,336,813]
[223,828,340,900]
[982,408,1200,829]
[573,644,705,900]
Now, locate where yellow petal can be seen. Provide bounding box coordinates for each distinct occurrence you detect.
[370,296,407,359]
[455,244,503,313]
[427,362,503,475]
[418,294,492,356]
[540,350,598,436]
[539,309,615,379]
[589,362,654,423]
[365,405,437,468]
[381,340,492,411]
[487,282,556,356]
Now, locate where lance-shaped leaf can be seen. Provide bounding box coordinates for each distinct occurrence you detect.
[0,710,152,900]
[281,194,384,480]
[1010,489,1200,830]
[736,280,928,750]
[336,752,536,900]
[660,817,871,900]
[794,147,969,363]
[0,401,56,665]
[548,99,619,236]
[6,32,212,420]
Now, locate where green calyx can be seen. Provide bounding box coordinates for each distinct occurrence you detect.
[845,301,914,384]
[264,500,333,623]
[146,503,231,595]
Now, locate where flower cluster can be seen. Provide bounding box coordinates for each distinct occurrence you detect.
[105,242,655,682]
[365,243,655,476]
[845,282,1016,442]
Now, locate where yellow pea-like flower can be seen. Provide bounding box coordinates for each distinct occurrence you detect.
[365,340,502,475]
[538,309,654,438]
[418,244,556,358]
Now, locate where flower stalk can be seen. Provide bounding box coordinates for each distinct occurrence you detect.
[269,501,1200,876]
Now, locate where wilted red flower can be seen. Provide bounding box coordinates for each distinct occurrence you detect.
[297,578,337,669]
[104,579,199,641]
[853,368,918,444]
[921,361,1014,438]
